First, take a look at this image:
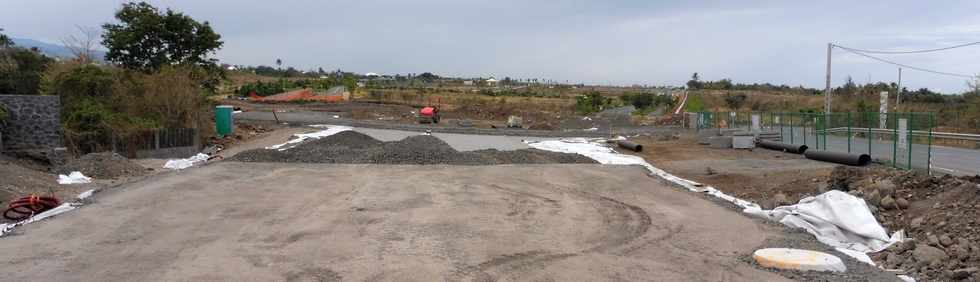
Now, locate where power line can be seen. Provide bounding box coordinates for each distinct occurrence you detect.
[834,45,974,78]
[835,41,980,54]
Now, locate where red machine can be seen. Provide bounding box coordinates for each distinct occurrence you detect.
[418,106,440,124]
[417,98,441,124]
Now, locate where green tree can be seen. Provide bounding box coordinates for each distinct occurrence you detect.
[0,28,13,48]
[0,48,54,94]
[102,2,223,72]
[686,72,702,89]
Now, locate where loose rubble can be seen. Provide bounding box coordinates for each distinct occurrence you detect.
[826,166,980,281]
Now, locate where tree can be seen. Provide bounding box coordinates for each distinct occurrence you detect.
[0,47,53,94]
[0,28,12,48]
[686,72,702,89]
[840,76,857,96]
[968,74,980,95]
[102,2,223,72]
[418,72,439,81]
[61,26,100,63]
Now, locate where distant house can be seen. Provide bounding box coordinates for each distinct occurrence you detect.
[364,72,380,77]
[463,80,474,86]
[485,78,498,87]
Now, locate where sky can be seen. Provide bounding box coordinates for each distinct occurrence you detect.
[3,0,979,93]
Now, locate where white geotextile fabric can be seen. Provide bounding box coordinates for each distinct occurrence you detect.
[57,171,92,184]
[746,191,904,253]
[526,138,902,262]
[163,153,210,170]
[0,189,95,237]
[266,125,352,150]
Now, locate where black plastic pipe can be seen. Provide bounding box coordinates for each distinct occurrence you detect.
[804,150,871,166]
[757,140,808,154]
[617,140,643,152]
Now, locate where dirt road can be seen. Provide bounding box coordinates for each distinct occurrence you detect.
[0,162,790,281]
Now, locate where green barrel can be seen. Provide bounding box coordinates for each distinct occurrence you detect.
[215,105,234,136]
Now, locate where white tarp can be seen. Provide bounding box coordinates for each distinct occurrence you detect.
[163,153,210,170]
[266,125,352,150]
[746,191,903,253]
[57,171,92,184]
[526,138,901,263]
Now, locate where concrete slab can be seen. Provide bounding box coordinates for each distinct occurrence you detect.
[709,136,733,149]
[0,162,789,282]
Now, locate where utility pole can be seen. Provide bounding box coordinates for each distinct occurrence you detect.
[824,43,833,113]
[895,68,902,112]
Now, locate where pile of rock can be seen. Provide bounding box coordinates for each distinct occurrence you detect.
[231,131,597,165]
[827,166,980,280]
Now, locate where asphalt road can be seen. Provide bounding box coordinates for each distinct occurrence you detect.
[0,163,791,281]
[777,127,980,176]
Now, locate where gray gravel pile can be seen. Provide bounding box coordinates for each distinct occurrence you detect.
[232,131,596,165]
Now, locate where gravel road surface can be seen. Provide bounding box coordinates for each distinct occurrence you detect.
[0,163,792,281]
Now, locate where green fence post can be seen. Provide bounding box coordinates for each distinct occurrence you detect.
[892,113,898,168]
[907,113,913,170]
[847,112,852,153]
[802,114,808,147]
[867,112,872,157]
[928,114,933,175]
[790,114,794,144]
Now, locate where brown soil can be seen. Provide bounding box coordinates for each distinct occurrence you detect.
[0,155,98,222]
[630,133,837,209]
[59,152,149,179]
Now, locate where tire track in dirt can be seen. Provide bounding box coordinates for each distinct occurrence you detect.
[452,182,655,281]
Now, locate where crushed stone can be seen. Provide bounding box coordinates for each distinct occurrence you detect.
[231,131,596,165]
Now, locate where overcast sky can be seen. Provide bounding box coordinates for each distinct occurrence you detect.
[3,0,979,92]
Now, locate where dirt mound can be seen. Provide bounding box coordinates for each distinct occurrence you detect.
[60,152,147,179]
[812,167,980,281]
[232,131,596,165]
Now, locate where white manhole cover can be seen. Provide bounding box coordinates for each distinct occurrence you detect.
[753,248,846,272]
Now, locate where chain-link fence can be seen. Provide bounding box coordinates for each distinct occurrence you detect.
[696,111,935,171]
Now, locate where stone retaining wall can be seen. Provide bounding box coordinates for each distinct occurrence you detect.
[0,95,63,151]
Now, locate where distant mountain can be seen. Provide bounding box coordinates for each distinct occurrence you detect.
[10,38,106,61]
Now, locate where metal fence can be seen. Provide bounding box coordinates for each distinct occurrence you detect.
[696,111,935,171]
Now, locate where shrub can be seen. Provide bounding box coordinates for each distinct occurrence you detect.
[576,91,611,114]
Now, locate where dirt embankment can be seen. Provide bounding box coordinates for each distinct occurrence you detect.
[59,152,148,179]
[231,131,596,165]
[830,167,980,281]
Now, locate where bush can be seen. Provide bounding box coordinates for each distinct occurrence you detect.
[112,66,210,130]
[0,47,54,94]
[576,91,611,114]
[724,92,747,110]
[42,64,115,114]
